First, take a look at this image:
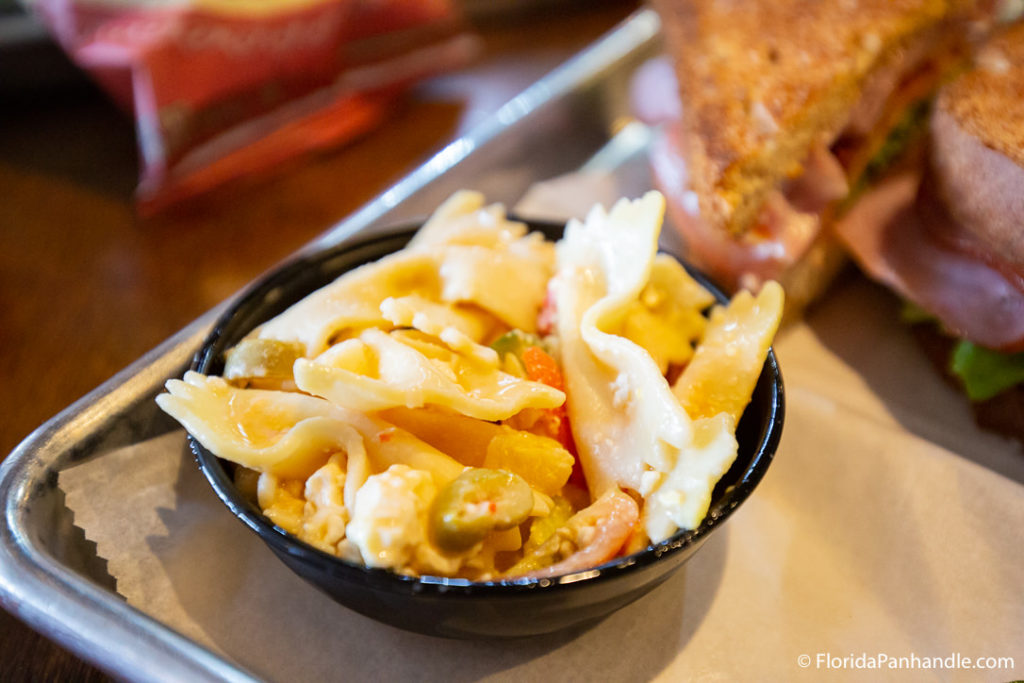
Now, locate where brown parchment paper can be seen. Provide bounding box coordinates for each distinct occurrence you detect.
[62,173,1024,682]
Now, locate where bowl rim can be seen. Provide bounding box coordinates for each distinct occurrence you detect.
[188,218,784,596]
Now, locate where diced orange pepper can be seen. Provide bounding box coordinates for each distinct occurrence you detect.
[521,346,585,486]
[522,346,564,391]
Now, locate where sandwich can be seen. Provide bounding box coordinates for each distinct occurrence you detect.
[835,21,1024,441]
[632,0,996,312]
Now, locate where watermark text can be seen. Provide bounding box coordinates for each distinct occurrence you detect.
[796,652,1015,672]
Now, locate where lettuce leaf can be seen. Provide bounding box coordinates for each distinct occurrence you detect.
[950,341,1024,401]
[841,98,931,211]
[859,98,931,187]
[898,301,1024,401]
[900,300,936,325]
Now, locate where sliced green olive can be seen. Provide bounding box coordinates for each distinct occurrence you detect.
[430,468,533,553]
[223,339,304,382]
[490,329,550,364]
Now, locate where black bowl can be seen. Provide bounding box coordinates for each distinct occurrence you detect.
[188,219,784,639]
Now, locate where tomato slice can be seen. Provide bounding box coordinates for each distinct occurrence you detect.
[514,488,639,579]
[537,286,558,336]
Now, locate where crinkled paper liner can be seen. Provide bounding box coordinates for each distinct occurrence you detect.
[63,173,1024,681]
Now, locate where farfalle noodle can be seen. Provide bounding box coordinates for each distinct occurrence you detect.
[157,190,782,578]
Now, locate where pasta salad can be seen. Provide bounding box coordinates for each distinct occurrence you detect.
[157,191,783,580]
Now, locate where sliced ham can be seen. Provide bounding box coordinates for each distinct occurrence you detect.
[650,125,846,291]
[634,56,850,292]
[629,57,681,126]
[783,143,850,214]
[834,173,1024,352]
[930,107,1024,275]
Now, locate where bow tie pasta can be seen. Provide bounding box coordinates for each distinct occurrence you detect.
[158,190,782,580]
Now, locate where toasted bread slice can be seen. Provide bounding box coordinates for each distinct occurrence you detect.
[938,20,1024,167]
[655,0,974,237]
[930,21,1024,271]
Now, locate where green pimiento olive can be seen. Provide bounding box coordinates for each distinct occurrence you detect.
[223,338,305,383]
[430,468,534,553]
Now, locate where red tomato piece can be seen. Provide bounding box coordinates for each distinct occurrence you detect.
[522,489,640,579]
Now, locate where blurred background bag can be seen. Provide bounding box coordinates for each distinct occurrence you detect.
[28,0,475,211]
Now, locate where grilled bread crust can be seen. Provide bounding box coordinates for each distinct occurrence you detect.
[930,21,1024,271]
[939,20,1024,166]
[654,0,973,237]
[911,23,1024,443]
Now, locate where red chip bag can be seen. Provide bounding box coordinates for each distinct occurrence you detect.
[32,0,475,211]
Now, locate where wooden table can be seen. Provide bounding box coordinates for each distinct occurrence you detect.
[0,3,637,679]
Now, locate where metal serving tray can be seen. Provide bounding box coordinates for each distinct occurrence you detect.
[0,10,661,682]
